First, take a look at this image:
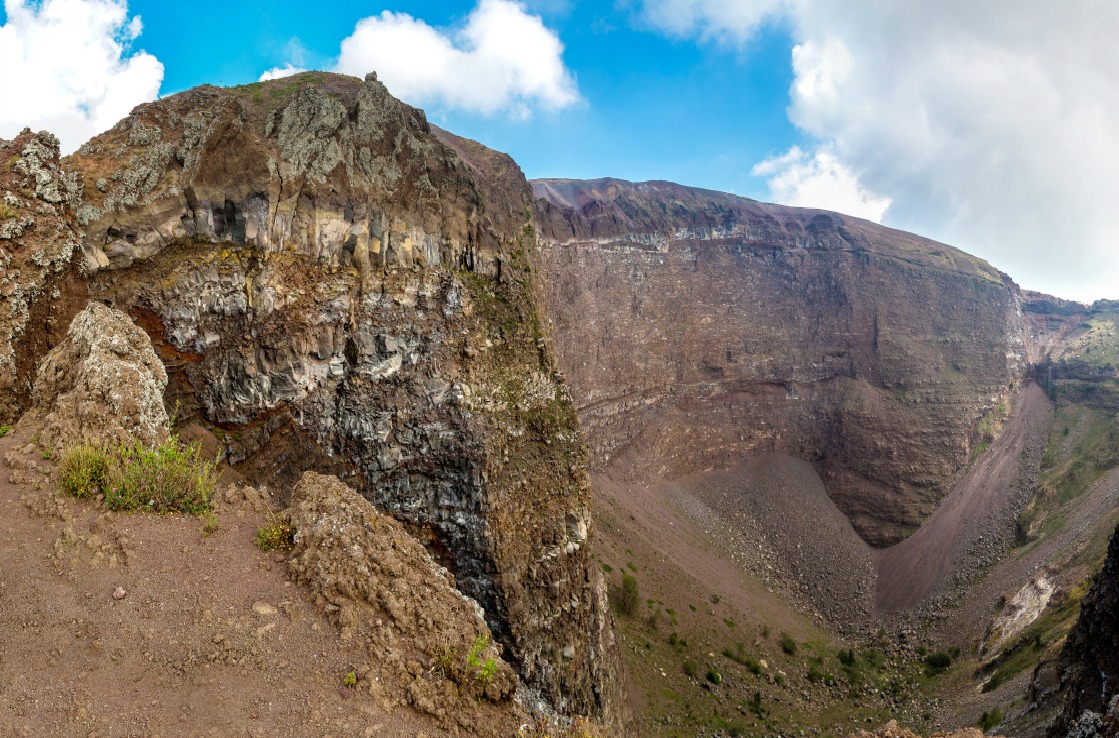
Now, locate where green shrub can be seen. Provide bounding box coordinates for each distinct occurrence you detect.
[807,665,823,683]
[60,444,110,498]
[619,574,640,616]
[467,634,499,683]
[780,632,798,655]
[927,651,952,668]
[199,511,220,537]
[838,648,857,667]
[0,425,12,438]
[255,511,296,552]
[104,436,218,513]
[683,659,698,678]
[342,671,357,688]
[705,669,722,685]
[978,707,1003,732]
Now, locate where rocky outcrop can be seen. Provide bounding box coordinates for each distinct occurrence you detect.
[55,72,623,727]
[22,302,168,450]
[0,130,88,426]
[286,471,521,734]
[1050,524,1119,736]
[533,177,1028,545]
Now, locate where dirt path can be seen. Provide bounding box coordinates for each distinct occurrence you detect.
[874,382,1053,613]
[0,425,447,738]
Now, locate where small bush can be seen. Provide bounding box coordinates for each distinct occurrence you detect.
[780,632,797,655]
[705,669,722,685]
[806,665,823,683]
[925,651,953,675]
[683,659,698,678]
[60,444,110,498]
[342,671,357,688]
[619,574,640,616]
[978,707,1003,732]
[467,633,499,683]
[199,511,220,537]
[838,648,857,667]
[256,511,296,552]
[0,425,12,438]
[104,436,218,513]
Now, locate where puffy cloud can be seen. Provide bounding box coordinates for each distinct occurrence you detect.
[259,64,307,82]
[0,0,163,154]
[335,0,579,118]
[753,146,890,222]
[643,0,1119,301]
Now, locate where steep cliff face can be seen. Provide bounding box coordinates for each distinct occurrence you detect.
[1049,523,1119,736]
[43,72,621,724]
[533,178,1028,545]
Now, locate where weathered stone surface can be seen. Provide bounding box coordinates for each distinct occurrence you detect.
[287,471,522,733]
[1049,524,1119,736]
[0,129,87,426]
[23,302,168,450]
[59,72,624,729]
[533,177,1029,545]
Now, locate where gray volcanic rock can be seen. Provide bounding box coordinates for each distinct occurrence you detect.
[25,302,169,451]
[533,177,1028,546]
[55,72,623,728]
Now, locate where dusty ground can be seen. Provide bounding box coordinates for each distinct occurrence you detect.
[0,423,463,738]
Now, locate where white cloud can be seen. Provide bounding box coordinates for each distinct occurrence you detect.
[335,0,579,117]
[641,0,788,44]
[0,0,163,154]
[641,0,1119,301]
[259,64,307,82]
[753,146,890,222]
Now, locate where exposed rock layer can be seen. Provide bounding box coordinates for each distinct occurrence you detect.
[50,72,622,727]
[533,177,1028,545]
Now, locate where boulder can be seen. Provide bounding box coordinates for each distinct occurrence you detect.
[27,302,168,451]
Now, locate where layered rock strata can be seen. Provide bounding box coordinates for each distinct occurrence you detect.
[49,72,621,725]
[533,178,1028,545]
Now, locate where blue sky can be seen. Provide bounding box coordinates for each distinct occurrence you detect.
[3,0,1119,302]
[127,1,801,200]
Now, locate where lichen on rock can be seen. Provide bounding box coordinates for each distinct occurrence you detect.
[24,302,169,451]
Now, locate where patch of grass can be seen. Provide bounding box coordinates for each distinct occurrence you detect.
[342,671,357,688]
[467,633,499,683]
[721,643,761,674]
[601,562,613,574]
[60,444,110,498]
[723,618,737,629]
[105,437,218,513]
[60,436,218,514]
[199,511,220,537]
[780,632,797,655]
[978,707,1003,732]
[255,511,296,552]
[0,425,11,438]
[0,203,14,220]
[682,659,698,678]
